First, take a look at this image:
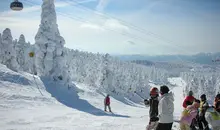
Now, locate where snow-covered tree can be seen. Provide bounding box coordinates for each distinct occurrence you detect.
[15,34,27,70]
[34,0,66,81]
[63,48,169,102]
[0,28,19,71]
[181,71,220,101]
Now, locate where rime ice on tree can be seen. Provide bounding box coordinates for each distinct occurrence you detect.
[14,34,33,72]
[34,0,66,80]
[15,34,26,69]
[0,28,18,71]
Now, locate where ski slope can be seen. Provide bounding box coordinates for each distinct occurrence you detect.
[168,77,186,121]
[0,64,185,130]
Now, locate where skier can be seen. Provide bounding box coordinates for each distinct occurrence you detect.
[182,91,195,108]
[205,97,220,130]
[144,87,159,130]
[198,94,210,130]
[182,90,197,130]
[214,93,220,107]
[104,94,111,112]
[179,99,200,130]
[155,85,174,130]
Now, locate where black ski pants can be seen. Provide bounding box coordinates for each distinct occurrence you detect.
[198,115,209,130]
[155,122,173,130]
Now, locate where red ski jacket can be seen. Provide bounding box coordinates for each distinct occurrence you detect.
[182,96,195,108]
[105,96,110,105]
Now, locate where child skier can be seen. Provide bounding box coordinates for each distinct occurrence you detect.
[144,87,159,130]
[180,99,200,130]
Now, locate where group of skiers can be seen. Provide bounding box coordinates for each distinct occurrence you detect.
[144,85,174,130]
[180,91,220,130]
[103,86,220,130]
[144,86,220,130]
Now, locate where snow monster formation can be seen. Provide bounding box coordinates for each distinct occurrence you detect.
[15,34,27,69]
[0,28,19,71]
[34,0,66,80]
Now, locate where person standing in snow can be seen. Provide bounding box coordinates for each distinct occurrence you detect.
[156,85,174,130]
[198,94,210,130]
[205,98,220,130]
[104,94,111,112]
[182,91,195,109]
[144,87,159,130]
[179,99,200,130]
[182,90,197,130]
[214,93,220,107]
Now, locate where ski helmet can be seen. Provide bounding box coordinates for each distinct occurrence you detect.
[150,87,159,96]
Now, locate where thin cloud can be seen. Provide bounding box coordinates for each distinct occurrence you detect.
[104,19,129,31]
[56,1,70,7]
[96,0,110,12]
[80,19,129,32]
[80,23,104,31]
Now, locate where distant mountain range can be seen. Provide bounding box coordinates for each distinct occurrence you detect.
[114,52,220,65]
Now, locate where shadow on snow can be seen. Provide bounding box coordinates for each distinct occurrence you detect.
[41,77,130,118]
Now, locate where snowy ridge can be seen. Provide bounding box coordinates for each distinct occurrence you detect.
[132,60,193,77]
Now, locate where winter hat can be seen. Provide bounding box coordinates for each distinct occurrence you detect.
[200,94,206,101]
[188,91,193,96]
[160,85,169,95]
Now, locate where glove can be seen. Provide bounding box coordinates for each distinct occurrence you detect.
[144,99,149,106]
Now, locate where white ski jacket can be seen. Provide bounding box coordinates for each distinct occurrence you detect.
[158,92,174,123]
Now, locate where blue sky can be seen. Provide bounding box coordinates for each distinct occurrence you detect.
[0,0,220,55]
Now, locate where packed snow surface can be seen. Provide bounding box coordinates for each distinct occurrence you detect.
[0,64,186,130]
